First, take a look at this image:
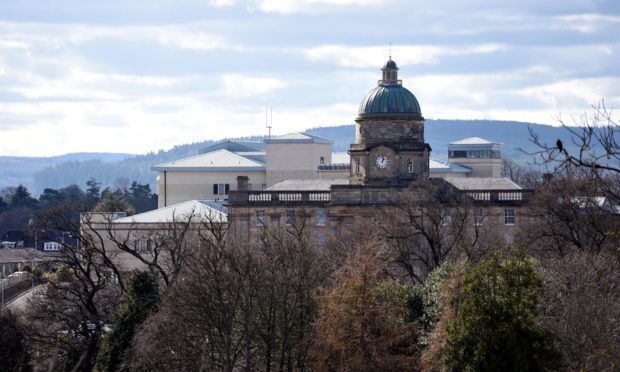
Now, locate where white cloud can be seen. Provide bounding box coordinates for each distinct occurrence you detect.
[221,74,287,97]
[252,0,390,14]
[304,43,507,68]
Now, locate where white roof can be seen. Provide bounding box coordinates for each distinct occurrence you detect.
[267,179,349,191]
[114,200,227,224]
[450,137,495,145]
[445,177,521,190]
[265,132,333,144]
[152,149,265,171]
[429,158,471,173]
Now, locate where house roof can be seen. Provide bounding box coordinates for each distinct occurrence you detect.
[152,149,265,171]
[444,177,521,190]
[113,200,227,224]
[265,132,333,145]
[267,179,349,191]
[450,137,496,145]
[429,159,471,173]
[199,140,265,154]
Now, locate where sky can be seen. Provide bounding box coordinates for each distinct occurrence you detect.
[0,0,619,156]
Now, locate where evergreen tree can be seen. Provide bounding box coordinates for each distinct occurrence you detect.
[443,249,559,372]
[86,177,101,203]
[96,271,160,371]
[95,188,134,214]
[7,185,38,210]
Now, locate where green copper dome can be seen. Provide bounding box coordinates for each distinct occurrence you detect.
[358,59,422,116]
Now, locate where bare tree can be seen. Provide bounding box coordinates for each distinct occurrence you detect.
[528,100,619,202]
[516,171,619,257]
[377,179,481,282]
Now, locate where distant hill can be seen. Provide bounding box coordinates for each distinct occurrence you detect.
[0,120,587,197]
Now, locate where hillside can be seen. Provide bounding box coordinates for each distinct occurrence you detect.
[0,120,585,196]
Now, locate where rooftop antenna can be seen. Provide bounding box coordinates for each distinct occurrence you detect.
[266,107,273,138]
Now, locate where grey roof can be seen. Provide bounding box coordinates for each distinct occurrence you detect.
[429,159,471,173]
[445,177,521,190]
[265,132,333,145]
[152,149,265,171]
[114,200,227,224]
[267,179,349,191]
[200,140,265,154]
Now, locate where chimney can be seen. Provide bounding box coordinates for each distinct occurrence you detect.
[236,176,249,192]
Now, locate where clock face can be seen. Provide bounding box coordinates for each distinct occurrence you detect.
[376,155,389,169]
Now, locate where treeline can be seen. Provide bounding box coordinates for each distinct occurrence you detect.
[2,161,618,371]
[28,120,591,195]
[0,179,157,237]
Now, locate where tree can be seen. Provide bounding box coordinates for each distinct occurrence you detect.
[517,170,619,256]
[378,179,481,282]
[443,248,558,372]
[96,271,160,371]
[312,237,419,371]
[0,310,31,372]
[96,188,134,215]
[5,185,38,210]
[528,100,619,202]
[86,177,101,204]
[538,251,620,371]
[128,181,156,213]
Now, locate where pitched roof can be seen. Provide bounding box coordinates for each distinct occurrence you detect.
[429,158,471,173]
[444,177,521,190]
[267,179,349,191]
[152,149,265,171]
[450,137,496,145]
[113,200,227,224]
[199,140,265,154]
[265,132,333,144]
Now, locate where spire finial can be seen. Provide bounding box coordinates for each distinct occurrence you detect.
[389,42,392,59]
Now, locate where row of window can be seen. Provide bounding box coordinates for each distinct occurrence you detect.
[473,208,515,226]
[449,150,501,159]
[256,209,327,227]
[255,208,517,227]
[213,183,267,195]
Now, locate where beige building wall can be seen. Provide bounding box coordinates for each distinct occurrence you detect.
[265,142,332,186]
[156,170,266,208]
[448,158,502,178]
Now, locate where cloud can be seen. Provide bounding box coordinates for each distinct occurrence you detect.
[304,44,507,68]
[251,0,390,14]
[221,74,288,97]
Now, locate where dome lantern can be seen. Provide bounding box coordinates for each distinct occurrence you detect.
[358,59,422,117]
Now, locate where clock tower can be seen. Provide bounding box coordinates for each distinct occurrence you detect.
[349,58,431,186]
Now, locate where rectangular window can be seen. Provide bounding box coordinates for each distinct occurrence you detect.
[134,239,151,253]
[247,183,252,191]
[214,184,230,195]
[504,208,515,225]
[261,183,267,190]
[407,159,414,173]
[474,208,484,226]
[316,209,327,226]
[356,161,361,174]
[256,210,266,226]
[285,209,295,226]
[320,156,325,165]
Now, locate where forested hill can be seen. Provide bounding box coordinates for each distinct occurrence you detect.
[1,119,583,196]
